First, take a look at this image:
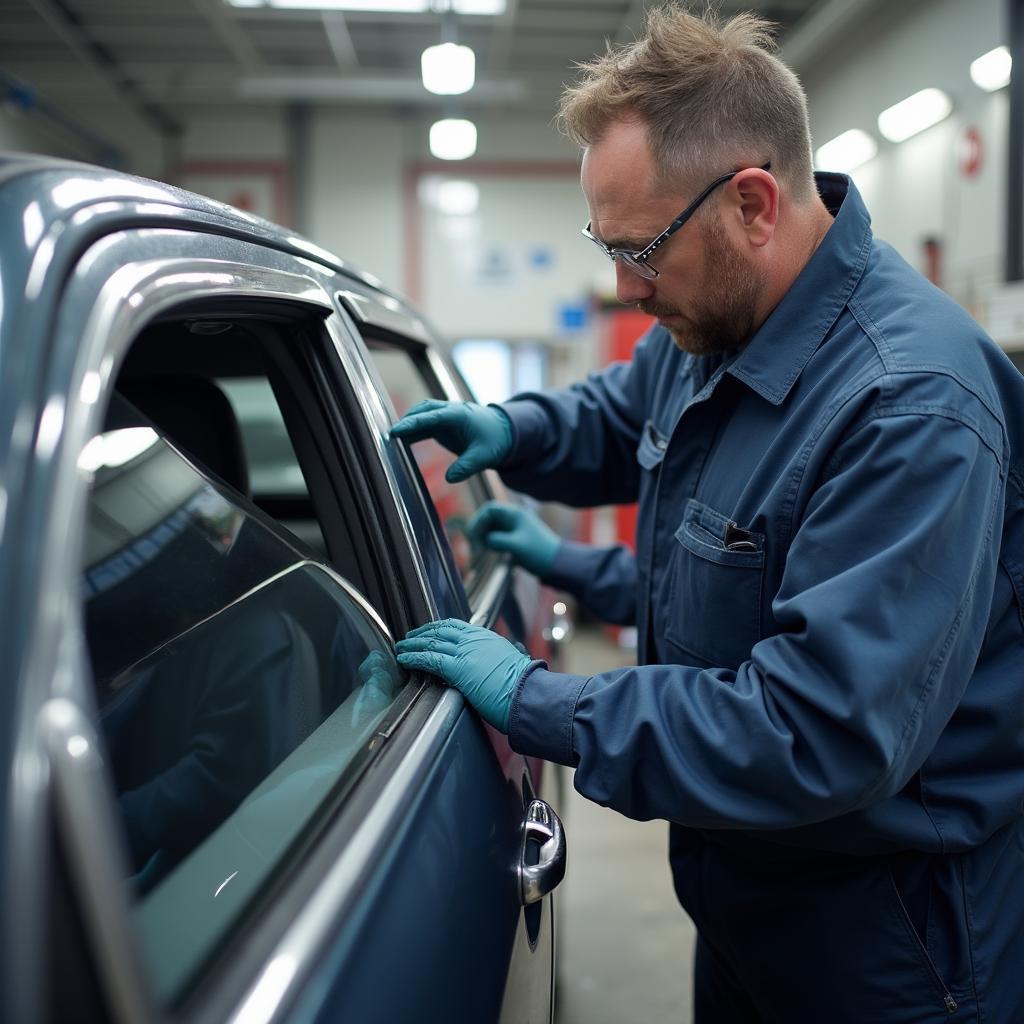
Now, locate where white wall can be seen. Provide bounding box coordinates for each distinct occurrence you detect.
[166,105,590,343]
[308,111,406,290]
[802,0,1008,318]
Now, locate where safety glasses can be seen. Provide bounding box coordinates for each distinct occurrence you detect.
[582,162,771,280]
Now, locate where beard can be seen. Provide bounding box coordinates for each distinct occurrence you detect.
[639,215,767,356]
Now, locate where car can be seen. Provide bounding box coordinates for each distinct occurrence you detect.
[0,153,570,1024]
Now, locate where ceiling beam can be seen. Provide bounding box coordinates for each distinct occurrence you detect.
[780,0,896,71]
[190,0,263,70]
[322,11,359,68]
[23,0,182,136]
[237,72,526,103]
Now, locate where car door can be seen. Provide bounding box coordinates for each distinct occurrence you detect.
[1,199,563,1024]
[338,309,563,1022]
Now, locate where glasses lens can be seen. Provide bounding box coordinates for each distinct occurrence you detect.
[619,253,657,280]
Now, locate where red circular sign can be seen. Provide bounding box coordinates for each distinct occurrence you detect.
[960,126,983,178]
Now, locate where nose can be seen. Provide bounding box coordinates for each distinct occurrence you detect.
[614,260,656,305]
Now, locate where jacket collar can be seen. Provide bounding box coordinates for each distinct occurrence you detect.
[725,172,873,405]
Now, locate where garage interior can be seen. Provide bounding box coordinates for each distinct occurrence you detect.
[4,1,1023,1021]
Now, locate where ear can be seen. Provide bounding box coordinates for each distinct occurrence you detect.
[727,167,778,248]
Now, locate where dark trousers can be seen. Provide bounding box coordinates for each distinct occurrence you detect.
[673,819,1024,1023]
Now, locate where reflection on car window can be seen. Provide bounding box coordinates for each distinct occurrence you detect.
[367,345,489,583]
[81,397,407,1002]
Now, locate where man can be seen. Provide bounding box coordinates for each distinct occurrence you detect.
[394,7,1024,1021]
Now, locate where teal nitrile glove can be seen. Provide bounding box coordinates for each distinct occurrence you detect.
[351,648,405,727]
[395,619,533,733]
[465,501,561,577]
[389,399,514,483]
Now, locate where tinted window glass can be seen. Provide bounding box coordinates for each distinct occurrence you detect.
[82,402,407,1000]
[367,345,489,582]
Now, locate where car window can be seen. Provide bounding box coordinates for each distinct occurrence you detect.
[81,394,408,1002]
[366,343,490,584]
[218,376,329,556]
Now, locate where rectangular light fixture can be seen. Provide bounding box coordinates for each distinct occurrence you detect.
[877,88,952,144]
[971,46,1012,92]
[226,0,506,11]
[258,0,426,9]
[422,42,475,94]
[430,118,477,160]
[815,129,877,173]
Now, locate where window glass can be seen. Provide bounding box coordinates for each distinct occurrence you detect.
[82,395,407,1001]
[220,377,306,497]
[219,376,328,556]
[367,344,489,582]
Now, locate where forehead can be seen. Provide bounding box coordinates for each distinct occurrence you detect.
[580,119,659,205]
[581,121,687,244]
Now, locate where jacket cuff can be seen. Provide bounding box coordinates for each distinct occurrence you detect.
[496,399,550,468]
[542,539,605,592]
[508,663,590,766]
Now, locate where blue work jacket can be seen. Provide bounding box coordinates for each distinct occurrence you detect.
[501,173,1024,858]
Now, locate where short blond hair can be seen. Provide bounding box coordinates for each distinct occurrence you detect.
[559,4,816,204]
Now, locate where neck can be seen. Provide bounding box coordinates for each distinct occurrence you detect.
[755,196,835,328]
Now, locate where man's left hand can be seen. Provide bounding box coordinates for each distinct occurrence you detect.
[395,619,533,733]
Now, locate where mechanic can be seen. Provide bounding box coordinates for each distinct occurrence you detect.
[393,6,1024,1021]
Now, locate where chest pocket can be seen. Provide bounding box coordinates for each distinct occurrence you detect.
[664,498,765,669]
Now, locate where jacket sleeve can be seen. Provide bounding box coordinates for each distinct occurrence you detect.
[543,540,637,626]
[497,328,657,507]
[508,408,1004,830]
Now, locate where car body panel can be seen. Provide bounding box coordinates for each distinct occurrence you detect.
[0,154,561,1024]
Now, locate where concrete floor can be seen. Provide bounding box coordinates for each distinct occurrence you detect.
[553,626,697,1024]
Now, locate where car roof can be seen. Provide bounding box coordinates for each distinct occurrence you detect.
[0,151,405,308]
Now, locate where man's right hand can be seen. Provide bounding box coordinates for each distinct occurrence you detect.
[389,399,514,483]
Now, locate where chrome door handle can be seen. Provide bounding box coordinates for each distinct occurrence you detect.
[518,799,566,905]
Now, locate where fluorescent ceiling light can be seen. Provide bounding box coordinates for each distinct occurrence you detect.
[226,0,506,11]
[453,0,505,11]
[418,175,480,213]
[877,88,952,144]
[429,118,477,160]
[971,45,1012,92]
[265,1,426,9]
[815,129,877,172]
[437,180,479,214]
[422,42,475,95]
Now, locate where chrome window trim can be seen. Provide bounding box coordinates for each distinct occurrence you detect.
[336,288,432,346]
[322,313,440,621]
[99,559,395,688]
[42,696,162,1024]
[27,254,336,1024]
[422,345,463,402]
[421,343,518,599]
[468,560,514,628]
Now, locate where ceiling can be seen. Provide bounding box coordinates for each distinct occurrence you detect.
[1,0,826,134]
